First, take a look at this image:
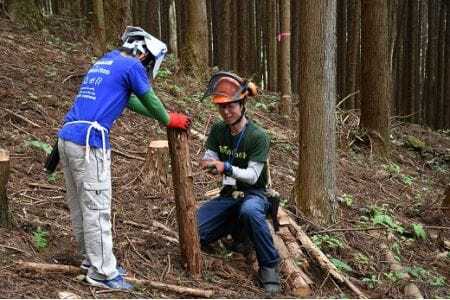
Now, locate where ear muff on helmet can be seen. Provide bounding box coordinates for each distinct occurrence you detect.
[202,71,258,103]
[121,26,167,78]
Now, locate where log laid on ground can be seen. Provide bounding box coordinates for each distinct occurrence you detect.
[0,149,10,227]
[285,209,367,299]
[277,227,310,270]
[268,223,312,297]
[16,261,214,298]
[167,128,202,277]
[142,140,170,193]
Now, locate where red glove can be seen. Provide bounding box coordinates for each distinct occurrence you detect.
[167,112,191,130]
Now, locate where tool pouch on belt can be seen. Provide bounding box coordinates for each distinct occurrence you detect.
[265,189,280,232]
[44,140,60,174]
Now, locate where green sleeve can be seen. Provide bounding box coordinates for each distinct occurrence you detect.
[127,89,170,125]
[247,129,270,162]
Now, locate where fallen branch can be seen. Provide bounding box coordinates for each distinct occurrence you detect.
[285,209,367,298]
[112,149,145,161]
[1,107,41,128]
[310,226,387,235]
[27,182,65,191]
[16,261,214,298]
[124,219,178,238]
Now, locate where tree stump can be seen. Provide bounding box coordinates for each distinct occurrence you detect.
[167,128,201,277]
[143,140,170,194]
[0,149,10,227]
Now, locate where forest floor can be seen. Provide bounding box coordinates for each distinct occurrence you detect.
[0,17,449,299]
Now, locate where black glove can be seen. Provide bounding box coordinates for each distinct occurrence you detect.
[44,140,60,174]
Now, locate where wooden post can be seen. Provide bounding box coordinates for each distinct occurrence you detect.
[0,149,10,227]
[166,128,201,276]
[143,140,170,194]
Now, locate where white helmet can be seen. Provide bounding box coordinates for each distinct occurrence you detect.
[121,26,167,78]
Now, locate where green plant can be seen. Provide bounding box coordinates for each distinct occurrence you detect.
[47,172,59,183]
[353,253,370,265]
[362,274,379,289]
[330,257,353,273]
[383,271,406,283]
[369,206,404,234]
[156,67,172,79]
[401,175,414,186]
[383,163,400,176]
[411,223,427,240]
[33,227,48,250]
[429,275,446,287]
[312,234,344,250]
[338,194,353,207]
[25,139,53,155]
[391,242,401,261]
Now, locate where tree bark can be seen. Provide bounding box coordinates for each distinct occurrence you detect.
[166,129,202,277]
[266,0,277,91]
[277,0,292,120]
[360,0,391,156]
[92,0,106,56]
[0,149,10,228]
[345,0,361,109]
[297,0,337,225]
[143,140,170,194]
[179,0,209,76]
[443,185,450,215]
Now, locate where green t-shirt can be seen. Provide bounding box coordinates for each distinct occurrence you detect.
[206,120,269,190]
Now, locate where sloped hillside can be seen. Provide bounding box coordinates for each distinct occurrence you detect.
[0,18,448,298]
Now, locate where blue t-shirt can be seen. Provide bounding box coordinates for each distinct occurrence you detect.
[58,50,150,148]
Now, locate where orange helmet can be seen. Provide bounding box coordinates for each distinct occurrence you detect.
[202,71,257,104]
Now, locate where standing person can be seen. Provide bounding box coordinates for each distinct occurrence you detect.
[57,26,190,290]
[197,71,280,295]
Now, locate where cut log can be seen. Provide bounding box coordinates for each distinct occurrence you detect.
[16,261,214,298]
[0,149,10,227]
[142,140,170,194]
[167,128,202,277]
[285,209,367,298]
[268,223,312,297]
[277,227,309,270]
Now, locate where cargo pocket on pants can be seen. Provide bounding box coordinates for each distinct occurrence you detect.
[82,181,111,210]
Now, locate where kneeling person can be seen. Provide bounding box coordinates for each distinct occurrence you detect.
[197,71,280,295]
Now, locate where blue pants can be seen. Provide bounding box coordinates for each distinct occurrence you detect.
[197,190,280,268]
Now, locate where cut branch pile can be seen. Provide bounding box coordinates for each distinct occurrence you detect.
[269,208,367,298]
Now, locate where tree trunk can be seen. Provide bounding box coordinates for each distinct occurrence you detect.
[360,0,391,156]
[345,0,361,109]
[143,140,170,194]
[92,0,106,56]
[277,0,292,120]
[297,0,337,225]
[266,0,277,91]
[291,0,301,96]
[0,149,10,228]
[6,0,44,30]
[443,185,450,215]
[166,129,202,277]
[179,0,209,76]
[168,0,178,57]
[146,0,161,37]
[336,0,348,105]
